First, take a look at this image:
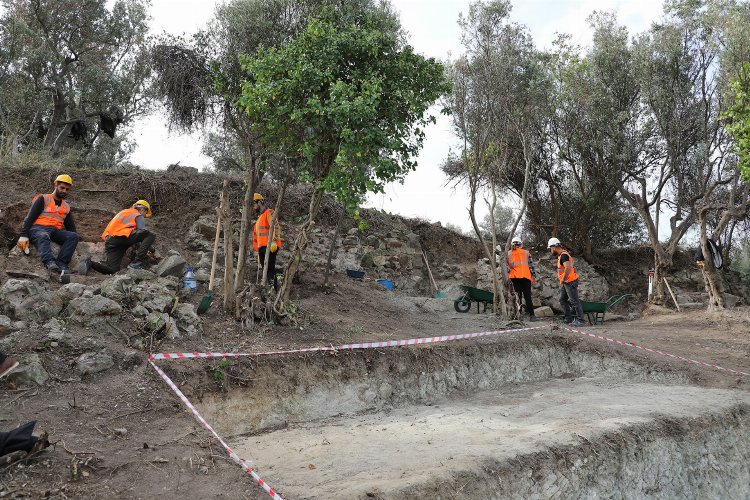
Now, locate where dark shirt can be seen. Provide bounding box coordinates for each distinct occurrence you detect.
[558,253,570,265]
[20,196,77,237]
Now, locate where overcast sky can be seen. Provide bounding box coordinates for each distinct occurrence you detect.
[130,0,666,232]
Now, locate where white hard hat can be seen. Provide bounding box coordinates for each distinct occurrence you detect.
[547,237,561,248]
[511,236,522,244]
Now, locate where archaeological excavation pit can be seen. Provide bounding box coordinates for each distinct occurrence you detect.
[172,334,750,499]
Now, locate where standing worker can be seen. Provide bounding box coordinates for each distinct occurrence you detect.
[506,236,538,321]
[252,193,282,290]
[80,200,156,274]
[17,174,79,280]
[548,237,585,327]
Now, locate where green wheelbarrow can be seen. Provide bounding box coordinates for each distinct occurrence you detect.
[454,285,494,313]
[580,294,633,325]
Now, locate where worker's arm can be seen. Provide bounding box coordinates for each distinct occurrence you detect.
[135,215,145,231]
[63,210,77,234]
[561,261,572,283]
[19,197,45,237]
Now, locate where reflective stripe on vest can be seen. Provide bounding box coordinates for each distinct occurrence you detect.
[253,208,281,252]
[508,248,533,280]
[101,208,140,240]
[32,194,70,229]
[557,251,579,283]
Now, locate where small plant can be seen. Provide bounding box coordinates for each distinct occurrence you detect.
[211,359,231,383]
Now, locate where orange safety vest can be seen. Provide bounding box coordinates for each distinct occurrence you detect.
[507,248,533,281]
[101,208,141,240]
[253,208,281,252]
[32,194,70,229]
[557,250,579,284]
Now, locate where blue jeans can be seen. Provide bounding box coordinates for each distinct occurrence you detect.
[29,225,79,268]
[560,278,584,322]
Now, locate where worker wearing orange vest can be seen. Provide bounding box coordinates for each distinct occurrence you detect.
[18,174,79,277]
[506,236,538,322]
[548,237,585,326]
[252,193,282,290]
[80,200,156,275]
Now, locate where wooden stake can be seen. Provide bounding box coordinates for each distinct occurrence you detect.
[422,250,438,294]
[662,277,681,312]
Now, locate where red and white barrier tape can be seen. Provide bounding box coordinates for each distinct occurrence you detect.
[563,326,750,378]
[148,324,544,498]
[148,358,284,500]
[149,325,547,361]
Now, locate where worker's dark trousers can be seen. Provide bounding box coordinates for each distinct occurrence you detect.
[29,225,79,268]
[560,278,584,323]
[258,246,278,290]
[510,278,535,316]
[92,231,156,274]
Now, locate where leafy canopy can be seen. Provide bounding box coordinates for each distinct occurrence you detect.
[723,63,750,181]
[237,5,449,210]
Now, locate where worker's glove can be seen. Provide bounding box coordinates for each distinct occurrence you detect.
[17,236,30,255]
[270,242,278,253]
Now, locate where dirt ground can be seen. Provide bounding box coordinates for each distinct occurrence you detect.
[2,167,750,498]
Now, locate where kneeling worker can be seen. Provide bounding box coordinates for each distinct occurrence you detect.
[548,237,585,327]
[18,174,79,279]
[80,200,155,274]
[507,236,538,321]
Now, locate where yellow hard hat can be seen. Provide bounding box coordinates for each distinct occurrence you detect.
[134,199,152,217]
[253,193,264,201]
[55,174,73,186]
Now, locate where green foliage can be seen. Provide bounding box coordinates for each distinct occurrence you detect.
[479,203,514,239]
[238,5,449,211]
[723,63,750,181]
[730,238,750,284]
[0,0,152,165]
[211,359,231,383]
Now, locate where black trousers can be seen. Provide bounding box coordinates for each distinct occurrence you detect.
[511,278,535,316]
[560,278,584,322]
[258,246,278,290]
[92,230,156,274]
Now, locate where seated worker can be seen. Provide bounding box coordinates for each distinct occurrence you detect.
[79,200,155,274]
[252,193,282,290]
[17,174,79,279]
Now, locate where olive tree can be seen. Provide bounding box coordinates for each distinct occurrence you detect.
[238,5,448,310]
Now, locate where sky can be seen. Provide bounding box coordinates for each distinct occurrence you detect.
[130,0,667,232]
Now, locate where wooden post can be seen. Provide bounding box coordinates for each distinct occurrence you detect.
[422,250,438,294]
[662,277,681,312]
[221,179,235,314]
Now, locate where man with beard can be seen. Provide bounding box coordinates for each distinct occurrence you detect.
[18,174,79,280]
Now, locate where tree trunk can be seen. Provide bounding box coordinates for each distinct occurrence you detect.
[699,213,726,311]
[486,183,502,315]
[276,186,325,307]
[323,205,345,288]
[221,179,236,314]
[261,181,286,286]
[234,151,257,300]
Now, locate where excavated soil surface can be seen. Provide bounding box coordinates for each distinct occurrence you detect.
[181,339,750,499]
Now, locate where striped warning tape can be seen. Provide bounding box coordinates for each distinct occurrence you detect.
[148,358,284,500]
[149,325,548,361]
[148,324,545,498]
[562,325,750,378]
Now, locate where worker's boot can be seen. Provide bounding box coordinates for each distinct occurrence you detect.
[529,314,539,322]
[78,256,92,276]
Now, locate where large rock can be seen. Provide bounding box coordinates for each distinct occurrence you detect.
[533,305,554,318]
[76,351,114,375]
[137,278,179,313]
[144,312,180,339]
[8,354,49,386]
[99,274,135,302]
[154,254,187,278]
[0,314,11,335]
[55,283,88,303]
[172,303,202,336]
[68,295,122,325]
[0,279,62,321]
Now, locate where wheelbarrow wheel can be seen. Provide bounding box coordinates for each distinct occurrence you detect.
[454,299,471,313]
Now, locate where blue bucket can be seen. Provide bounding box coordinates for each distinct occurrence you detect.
[376,279,395,291]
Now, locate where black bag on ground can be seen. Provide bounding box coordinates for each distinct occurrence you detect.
[0,421,40,456]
